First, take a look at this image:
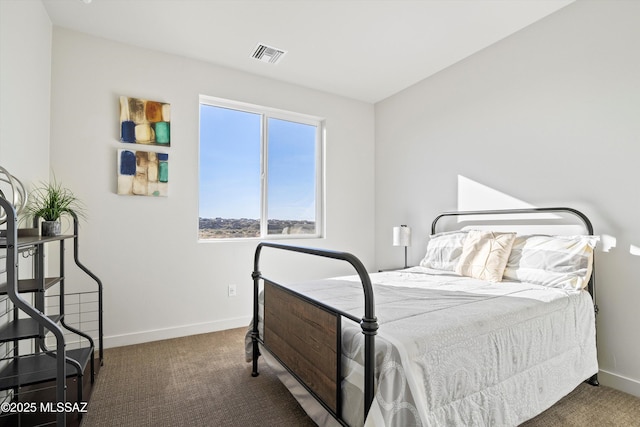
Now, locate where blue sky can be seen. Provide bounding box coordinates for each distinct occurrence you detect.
[199,104,316,221]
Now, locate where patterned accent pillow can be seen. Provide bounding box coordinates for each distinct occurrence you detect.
[419,230,468,271]
[455,230,517,282]
[503,234,599,290]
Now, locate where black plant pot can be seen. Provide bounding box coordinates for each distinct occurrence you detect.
[41,220,61,236]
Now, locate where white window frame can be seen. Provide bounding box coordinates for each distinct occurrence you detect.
[198,95,325,241]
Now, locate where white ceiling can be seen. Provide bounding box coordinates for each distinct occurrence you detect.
[42,0,574,103]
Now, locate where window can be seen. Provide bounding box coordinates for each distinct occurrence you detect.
[199,95,323,240]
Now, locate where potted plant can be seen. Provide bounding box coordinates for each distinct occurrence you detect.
[24,178,85,236]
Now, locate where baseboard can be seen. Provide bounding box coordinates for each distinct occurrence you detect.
[103,315,252,349]
[598,369,640,398]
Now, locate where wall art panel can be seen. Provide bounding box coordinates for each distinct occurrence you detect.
[120,96,171,146]
[117,149,168,197]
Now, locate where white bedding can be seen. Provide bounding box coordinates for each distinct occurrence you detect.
[248,266,598,427]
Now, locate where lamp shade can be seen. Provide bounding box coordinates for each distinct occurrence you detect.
[393,225,411,247]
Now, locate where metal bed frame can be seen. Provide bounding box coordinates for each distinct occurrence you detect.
[251,243,377,425]
[251,207,600,426]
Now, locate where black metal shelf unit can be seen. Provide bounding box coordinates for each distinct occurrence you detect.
[0,197,103,427]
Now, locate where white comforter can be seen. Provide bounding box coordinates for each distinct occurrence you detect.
[250,266,598,427]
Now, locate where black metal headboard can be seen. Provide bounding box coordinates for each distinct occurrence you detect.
[431,207,597,313]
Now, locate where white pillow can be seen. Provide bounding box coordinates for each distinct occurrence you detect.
[503,234,599,290]
[455,230,516,282]
[420,230,468,271]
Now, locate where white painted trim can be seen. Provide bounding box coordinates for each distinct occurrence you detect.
[598,369,640,398]
[103,316,251,349]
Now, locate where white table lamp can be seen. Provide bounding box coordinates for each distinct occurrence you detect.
[393,225,411,268]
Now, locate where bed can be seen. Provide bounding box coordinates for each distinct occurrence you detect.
[247,207,600,426]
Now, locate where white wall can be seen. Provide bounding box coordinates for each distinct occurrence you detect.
[375,0,640,396]
[48,28,375,348]
[0,0,51,182]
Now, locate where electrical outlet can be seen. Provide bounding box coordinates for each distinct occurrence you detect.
[228,284,237,297]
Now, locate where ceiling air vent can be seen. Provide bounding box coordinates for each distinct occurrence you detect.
[251,43,287,64]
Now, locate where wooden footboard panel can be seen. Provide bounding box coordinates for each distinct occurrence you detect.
[263,280,341,415]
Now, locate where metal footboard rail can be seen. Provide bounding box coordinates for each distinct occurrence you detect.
[251,242,378,422]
